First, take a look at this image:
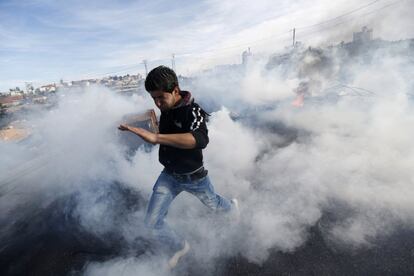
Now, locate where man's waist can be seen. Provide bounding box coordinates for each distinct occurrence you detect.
[164,166,208,181]
[159,151,204,175]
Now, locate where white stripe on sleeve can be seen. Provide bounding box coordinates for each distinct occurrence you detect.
[190,107,203,131]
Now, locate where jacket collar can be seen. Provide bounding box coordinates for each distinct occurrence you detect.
[172,90,193,109]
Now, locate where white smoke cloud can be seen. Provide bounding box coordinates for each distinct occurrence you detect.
[0,86,151,236]
[2,28,414,276]
[84,255,170,276]
[135,41,414,269]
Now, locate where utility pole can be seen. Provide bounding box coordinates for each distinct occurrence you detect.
[143,60,148,77]
[171,54,176,72]
[292,28,296,47]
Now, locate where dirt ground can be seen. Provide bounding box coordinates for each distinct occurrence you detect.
[0,127,29,141]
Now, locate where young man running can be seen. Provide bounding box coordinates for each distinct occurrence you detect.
[118,66,238,268]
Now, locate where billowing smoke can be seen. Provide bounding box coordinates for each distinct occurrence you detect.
[2,23,414,276]
[85,42,414,274]
[0,87,158,274]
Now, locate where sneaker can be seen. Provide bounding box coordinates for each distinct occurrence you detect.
[230,198,240,222]
[168,240,190,269]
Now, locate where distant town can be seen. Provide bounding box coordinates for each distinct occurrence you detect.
[0,73,145,116]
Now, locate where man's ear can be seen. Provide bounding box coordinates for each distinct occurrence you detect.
[172,86,180,96]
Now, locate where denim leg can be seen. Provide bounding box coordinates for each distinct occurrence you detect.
[144,172,184,252]
[184,175,232,212]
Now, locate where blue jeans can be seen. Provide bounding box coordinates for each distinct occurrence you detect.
[144,169,232,252]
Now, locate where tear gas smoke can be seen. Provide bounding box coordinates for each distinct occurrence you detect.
[2,26,414,276]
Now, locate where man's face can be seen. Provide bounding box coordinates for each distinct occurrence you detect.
[149,88,180,112]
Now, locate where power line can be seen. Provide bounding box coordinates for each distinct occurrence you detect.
[175,0,387,59]
[76,64,142,80]
[296,0,383,30]
[68,0,406,79]
[165,0,402,65]
[176,30,292,59]
[296,0,405,41]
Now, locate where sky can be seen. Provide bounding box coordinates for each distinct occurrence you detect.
[0,0,413,91]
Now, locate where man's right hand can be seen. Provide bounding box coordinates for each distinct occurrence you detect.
[118,124,158,145]
[118,124,130,131]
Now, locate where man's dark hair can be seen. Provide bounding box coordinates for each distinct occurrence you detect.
[145,66,179,93]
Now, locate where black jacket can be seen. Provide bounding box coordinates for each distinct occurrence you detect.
[159,91,209,174]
